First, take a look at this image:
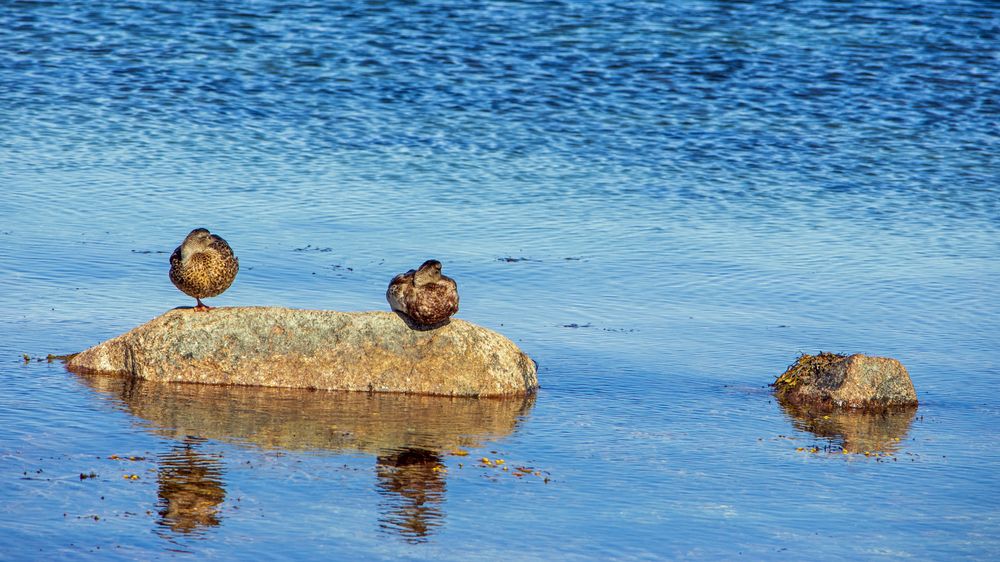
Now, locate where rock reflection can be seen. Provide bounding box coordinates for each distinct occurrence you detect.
[156,437,226,535]
[75,373,534,541]
[778,399,918,454]
[376,448,446,543]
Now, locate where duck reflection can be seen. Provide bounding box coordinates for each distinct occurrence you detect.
[156,436,226,535]
[376,448,446,542]
[75,373,534,541]
[778,399,918,454]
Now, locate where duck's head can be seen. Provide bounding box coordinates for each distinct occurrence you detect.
[180,228,214,260]
[414,259,443,286]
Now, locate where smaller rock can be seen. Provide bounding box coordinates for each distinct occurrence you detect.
[773,352,917,410]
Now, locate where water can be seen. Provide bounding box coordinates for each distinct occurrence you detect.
[1,0,998,558]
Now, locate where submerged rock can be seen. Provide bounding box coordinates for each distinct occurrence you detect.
[772,352,917,410]
[66,307,538,397]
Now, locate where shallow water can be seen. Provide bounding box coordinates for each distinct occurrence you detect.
[1,0,999,559]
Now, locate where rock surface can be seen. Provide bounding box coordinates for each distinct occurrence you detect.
[773,352,917,410]
[67,307,538,397]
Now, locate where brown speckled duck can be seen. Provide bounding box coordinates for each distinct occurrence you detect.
[386,259,459,327]
[169,228,239,311]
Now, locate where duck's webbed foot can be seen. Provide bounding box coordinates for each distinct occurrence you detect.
[194,298,212,312]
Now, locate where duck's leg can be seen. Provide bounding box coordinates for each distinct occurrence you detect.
[194,298,211,312]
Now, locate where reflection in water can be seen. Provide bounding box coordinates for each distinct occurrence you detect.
[75,373,534,540]
[778,399,918,454]
[78,373,534,454]
[376,448,446,543]
[156,437,226,535]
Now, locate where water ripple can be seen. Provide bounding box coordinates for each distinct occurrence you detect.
[1,0,998,558]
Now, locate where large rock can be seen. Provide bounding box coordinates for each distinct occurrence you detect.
[772,352,917,410]
[67,307,538,397]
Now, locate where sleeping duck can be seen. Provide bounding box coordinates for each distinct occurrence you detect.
[386,259,459,327]
[168,228,239,311]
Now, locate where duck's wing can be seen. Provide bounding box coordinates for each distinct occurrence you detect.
[207,237,239,284]
[386,272,413,312]
[168,245,183,269]
[441,275,459,311]
[208,235,236,258]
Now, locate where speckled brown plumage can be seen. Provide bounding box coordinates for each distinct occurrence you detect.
[386,259,459,327]
[169,228,239,311]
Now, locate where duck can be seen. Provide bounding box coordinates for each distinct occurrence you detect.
[386,259,459,327]
[168,228,239,311]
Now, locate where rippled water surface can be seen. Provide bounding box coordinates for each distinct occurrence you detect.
[1,0,998,559]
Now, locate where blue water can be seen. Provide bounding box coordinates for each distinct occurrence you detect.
[1,0,998,559]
